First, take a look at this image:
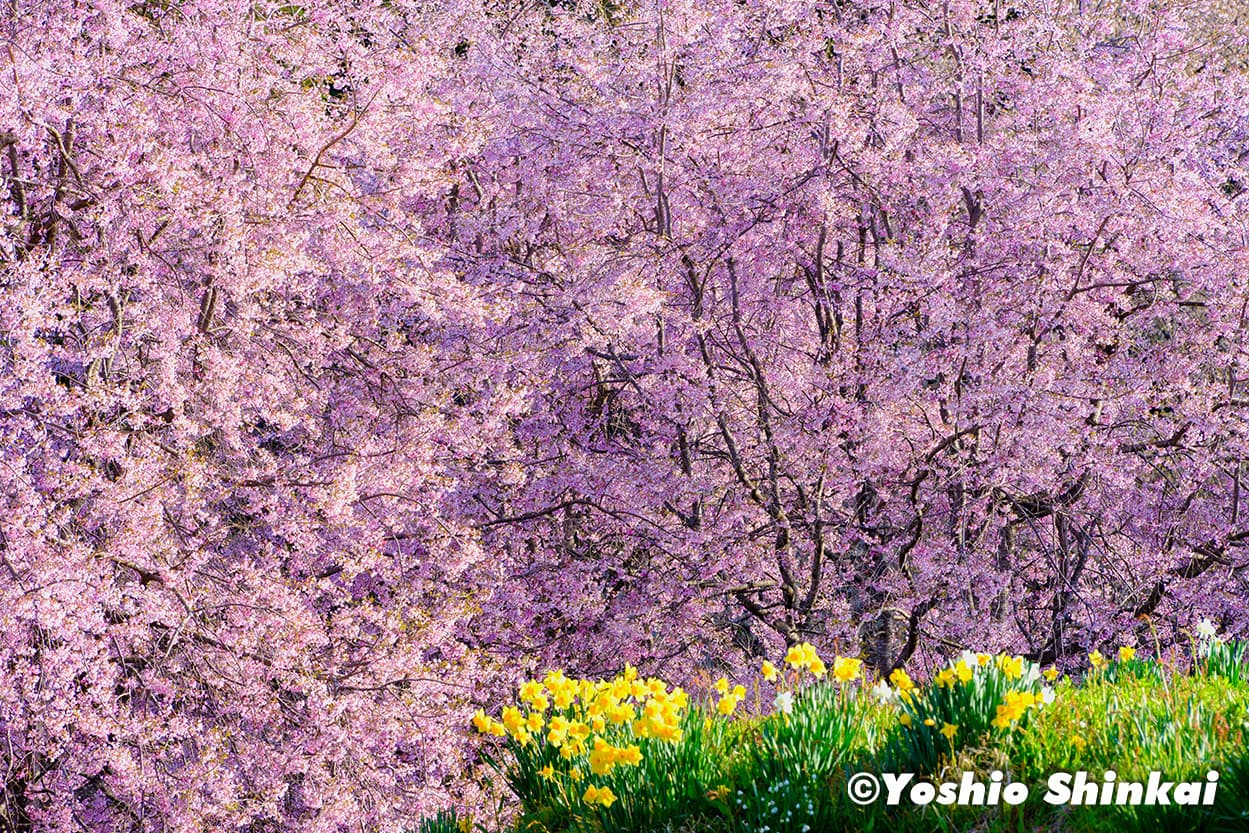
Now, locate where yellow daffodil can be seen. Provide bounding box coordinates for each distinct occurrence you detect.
[596,785,618,807]
[832,656,862,683]
[889,668,915,693]
[472,709,505,736]
[1118,646,1136,663]
[1089,650,1107,670]
[606,702,636,724]
[472,709,490,733]
[617,745,643,766]
[940,722,958,740]
[652,721,682,742]
[761,660,778,682]
[998,655,1024,680]
[501,706,524,734]
[785,642,822,672]
[546,716,569,746]
[518,680,545,703]
[992,690,1038,730]
[589,738,618,775]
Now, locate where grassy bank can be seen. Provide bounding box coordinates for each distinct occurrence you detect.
[422,631,1249,833]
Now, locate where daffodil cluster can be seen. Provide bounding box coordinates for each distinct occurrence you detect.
[1087,645,1139,671]
[713,677,747,716]
[991,689,1043,730]
[588,736,643,775]
[783,642,828,678]
[581,784,617,807]
[871,668,916,705]
[887,650,1054,771]
[471,665,688,809]
[776,642,863,687]
[930,652,1027,687]
[754,644,864,722]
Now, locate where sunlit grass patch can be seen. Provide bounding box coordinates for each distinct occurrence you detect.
[426,627,1249,833]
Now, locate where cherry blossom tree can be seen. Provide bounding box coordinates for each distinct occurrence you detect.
[2,0,1248,830]
[1,1,510,829]
[457,0,1249,675]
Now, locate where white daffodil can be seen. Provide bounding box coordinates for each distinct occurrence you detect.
[773,691,795,715]
[869,680,897,705]
[1195,618,1218,642]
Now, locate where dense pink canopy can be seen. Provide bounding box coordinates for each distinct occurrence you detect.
[2,0,1247,829]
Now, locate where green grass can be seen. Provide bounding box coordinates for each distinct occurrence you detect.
[424,641,1249,833]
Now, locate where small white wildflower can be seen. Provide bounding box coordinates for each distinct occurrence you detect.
[773,691,795,715]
